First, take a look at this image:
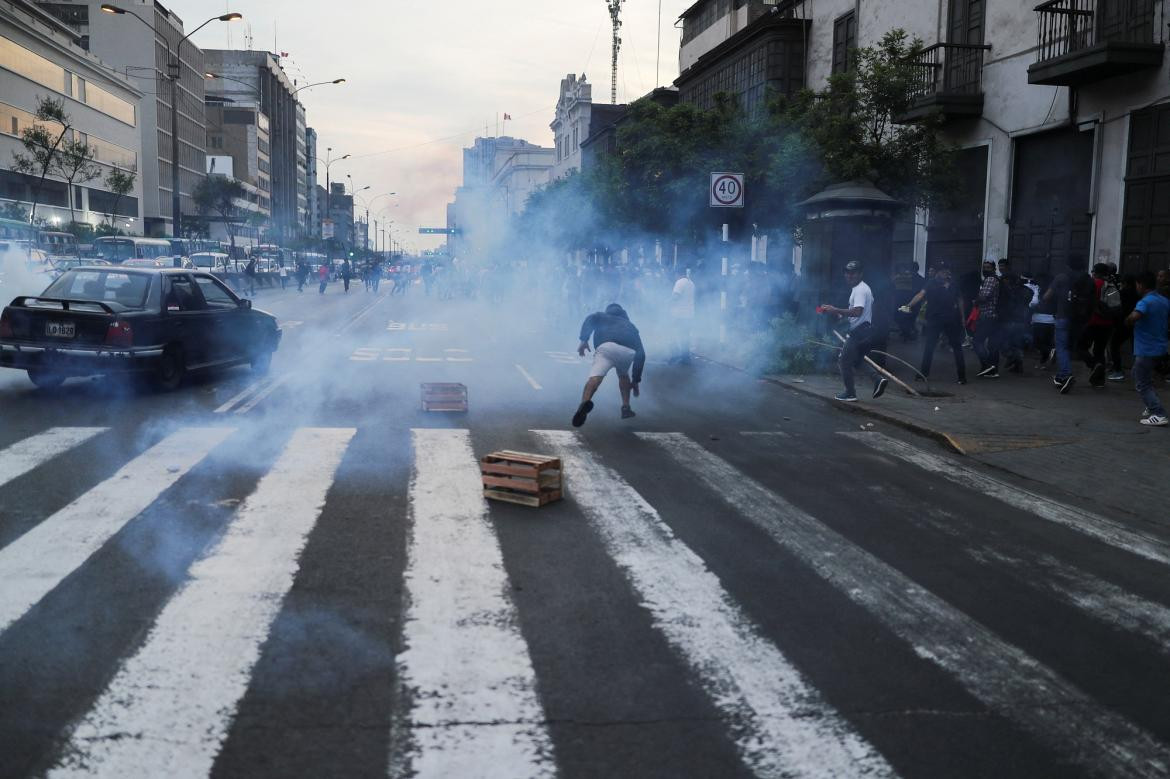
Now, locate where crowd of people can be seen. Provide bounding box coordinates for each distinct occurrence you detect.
[842,257,1170,427]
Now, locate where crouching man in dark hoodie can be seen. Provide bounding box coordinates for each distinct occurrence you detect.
[573,303,646,427]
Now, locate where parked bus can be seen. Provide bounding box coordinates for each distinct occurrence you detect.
[91,236,177,265]
[38,230,80,260]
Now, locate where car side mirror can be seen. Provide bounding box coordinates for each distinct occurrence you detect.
[239,298,252,309]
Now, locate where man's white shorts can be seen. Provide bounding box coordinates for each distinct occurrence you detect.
[589,341,636,378]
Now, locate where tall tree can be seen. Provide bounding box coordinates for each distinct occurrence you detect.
[192,174,245,255]
[103,167,136,226]
[10,97,73,225]
[54,136,101,226]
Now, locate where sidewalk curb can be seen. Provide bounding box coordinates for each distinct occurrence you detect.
[695,354,962,454]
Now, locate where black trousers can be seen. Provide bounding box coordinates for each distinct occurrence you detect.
[973,317,1000,370]
[921,319,966,381]
[1078,323,1112,369]
[839,323,875,396]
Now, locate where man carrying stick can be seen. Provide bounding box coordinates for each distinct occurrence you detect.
[820,260,889,402]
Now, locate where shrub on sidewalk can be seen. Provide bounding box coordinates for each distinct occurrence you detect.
[744,315,836,377]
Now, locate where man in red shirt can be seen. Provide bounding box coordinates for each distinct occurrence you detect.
[1078,263,1114,388]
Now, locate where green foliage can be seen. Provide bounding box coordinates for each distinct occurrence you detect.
[193,174,245,248]
[55,137,101,223]
[103,167,136,225]
[95,222,125,237]
[10,97,72,225]
[0,202,28,221]
[743,314,837,377]
[791,29,957,211]
[519,27,955,254]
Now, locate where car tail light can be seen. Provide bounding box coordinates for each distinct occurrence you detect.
[105,320,133,348]
[0,309,11,339]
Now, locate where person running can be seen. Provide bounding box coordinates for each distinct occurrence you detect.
[572,303,646,427]
[973,260,1002,377]
[244,258,258,297]
[341,260,353,294]
[1128,271,1169,426]
[296,261,308,293]
[317,262,329,295]
[904,265,967,384]
[820,261,888,402]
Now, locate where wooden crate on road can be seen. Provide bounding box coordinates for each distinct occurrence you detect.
[481,450,563,507]
[421,382,468,412]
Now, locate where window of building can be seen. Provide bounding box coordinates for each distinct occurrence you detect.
[832,11,857,74]
[37,4,90,30]
[0,34,67,93]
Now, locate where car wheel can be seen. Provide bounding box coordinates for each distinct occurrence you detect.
[152,345,186,392]
[251,347,273,375]
[27,368,65,390]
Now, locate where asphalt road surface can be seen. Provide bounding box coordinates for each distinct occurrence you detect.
[1,282,1169,778]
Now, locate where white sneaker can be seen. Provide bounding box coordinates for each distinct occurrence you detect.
[1140,414,1168,427]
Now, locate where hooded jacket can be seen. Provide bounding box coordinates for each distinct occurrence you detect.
[579,304,646,383]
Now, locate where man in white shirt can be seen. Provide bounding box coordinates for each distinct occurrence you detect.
[669,269,696,364]
[819,260,888,402]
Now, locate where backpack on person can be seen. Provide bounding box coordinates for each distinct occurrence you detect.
[1099,278,1123,316]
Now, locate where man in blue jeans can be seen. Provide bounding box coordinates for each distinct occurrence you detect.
[1127,271,1169,427]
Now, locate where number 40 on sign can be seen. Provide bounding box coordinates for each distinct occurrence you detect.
[709,172,745,208]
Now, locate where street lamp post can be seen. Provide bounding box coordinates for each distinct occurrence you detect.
[101,5,241,238]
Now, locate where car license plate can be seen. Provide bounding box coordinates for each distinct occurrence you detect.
[46,321,75,338]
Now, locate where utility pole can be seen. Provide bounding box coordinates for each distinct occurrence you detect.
[606,0,624,104]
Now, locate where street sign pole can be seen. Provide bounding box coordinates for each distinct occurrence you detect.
[709,173,743,346]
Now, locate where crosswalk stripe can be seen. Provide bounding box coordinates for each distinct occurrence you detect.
[396,429,554,778]
[640,432,1170,778]
[47,427,355,779]
[894,499,1170,656]
[0,427,235,635]
[532,430,894,779]
[0,427,105,489]
[842,431,1170,565]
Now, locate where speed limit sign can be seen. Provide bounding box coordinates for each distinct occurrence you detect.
[709,172,744,208]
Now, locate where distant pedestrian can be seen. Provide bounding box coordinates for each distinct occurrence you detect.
[1127,271,1169,426]
[1078,263,1116,388]
[669,268,695,365]
[372,262,381,293]
[244,258,258,297]
[318,263,329,295]
[820,260,887,402]
[572,303,646,426]
[973,260,1001,378]
[279,264,288,291]
[296,262,308,293]
[904,265,966,384]
[1028,273,1055,368]
[1046,258,1095,394]
[342,260,353,293]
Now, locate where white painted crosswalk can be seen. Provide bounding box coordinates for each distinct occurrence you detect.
[48,428,354,779]
[0,424,1168,777]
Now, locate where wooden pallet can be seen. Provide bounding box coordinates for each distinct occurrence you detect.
[481,450,563,507]
[421,382,468,412]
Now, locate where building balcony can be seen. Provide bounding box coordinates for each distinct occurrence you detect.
[1028,0,1164,86]
[896,43,990,123]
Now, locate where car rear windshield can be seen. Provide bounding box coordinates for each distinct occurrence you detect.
[43,270,151,309]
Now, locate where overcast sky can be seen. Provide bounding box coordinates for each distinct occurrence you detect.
[168,1,695,250]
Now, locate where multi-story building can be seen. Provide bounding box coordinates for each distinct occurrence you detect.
[327,181,353,250]
[37,0,208,237]
[203,49,307,243]
[580,87,677,170]
[295,102,307,235]
[549,73,626,179]
[203,98,270,248]
[448,136,554,261]
[305,126,318,237]
[678,0,1170,276]
[313,182,326,239]
[1,0,143,229]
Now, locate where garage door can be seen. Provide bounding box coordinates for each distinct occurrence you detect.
[1121,103,1170,275]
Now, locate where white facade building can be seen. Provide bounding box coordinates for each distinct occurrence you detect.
[1,0,143,230]
[550,73,593,180]
[679,0,1170,276]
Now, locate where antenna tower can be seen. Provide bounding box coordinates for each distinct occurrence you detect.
[606,0,624,104]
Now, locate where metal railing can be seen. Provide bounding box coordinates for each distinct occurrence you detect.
[907,42,992,102]
[1034,0,1161,61]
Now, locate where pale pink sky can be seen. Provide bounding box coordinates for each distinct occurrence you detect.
[169,1,694,250]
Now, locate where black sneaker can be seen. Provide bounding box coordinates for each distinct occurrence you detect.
[977,366,999,378]
[1089,363,1106,387]
[1059,376,1075,394]
[571,400,594,427]
[1052,376,1064,387]
[872,377,889,399]
[956,378,967,385]
[621,405,636,419]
